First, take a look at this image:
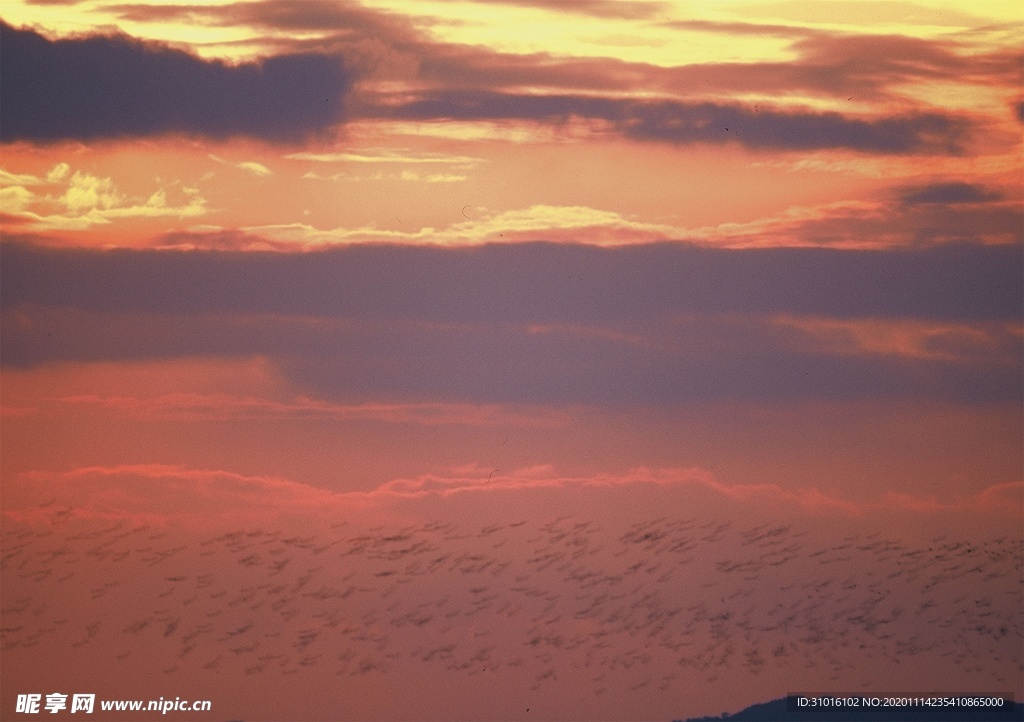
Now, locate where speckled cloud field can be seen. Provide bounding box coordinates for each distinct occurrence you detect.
[3,466,1021,720]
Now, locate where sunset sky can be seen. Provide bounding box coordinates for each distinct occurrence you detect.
[1,1,1022,720]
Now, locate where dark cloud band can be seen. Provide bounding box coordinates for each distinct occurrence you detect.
[3,241,1019,404]
[0,22,351,143]
[2,304,1019,405]
[898,182,1004,206]
[360,90,970,154]
[2,240,1019,323]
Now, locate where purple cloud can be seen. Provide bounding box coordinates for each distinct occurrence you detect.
[0,22,351,143]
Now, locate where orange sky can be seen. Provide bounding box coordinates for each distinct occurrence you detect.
[1,1,1022,720]
[1,0,1021,249]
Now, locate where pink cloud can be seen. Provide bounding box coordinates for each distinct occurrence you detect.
[8,464,344,528]
[886,480,1024,513]
[770,315,1023,363]
[7,463,1019,530]
[367,464,1022,519]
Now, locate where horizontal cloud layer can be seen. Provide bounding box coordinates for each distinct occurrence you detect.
[5,3,1004,154]
[0,22,351,143]
[5,308,1018,404]
[2,241,1019,322]
[2,241,1020,405]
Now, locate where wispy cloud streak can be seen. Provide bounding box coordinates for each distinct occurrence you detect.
[59,393,571,427]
